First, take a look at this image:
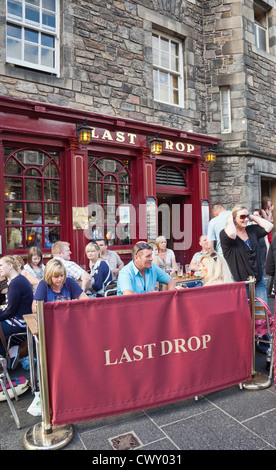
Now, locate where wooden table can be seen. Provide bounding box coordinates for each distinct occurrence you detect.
[175,275,203,285]
[23,313,38,394]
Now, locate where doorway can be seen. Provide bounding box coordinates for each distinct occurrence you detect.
[157,194,186,264]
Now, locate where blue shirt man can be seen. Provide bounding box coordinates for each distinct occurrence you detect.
[207,204,231,255]
[117,242,175,295]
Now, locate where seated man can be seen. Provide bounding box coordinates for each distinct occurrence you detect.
[117,241,175,295]
[51,241,91,292]
[189,234,209,276]
[96,238,124,280]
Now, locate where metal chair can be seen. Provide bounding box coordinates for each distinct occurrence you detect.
[0,356,21,428]
[6,330,27,370]
[104,281,117,297]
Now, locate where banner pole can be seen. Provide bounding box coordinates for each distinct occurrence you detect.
[243,277,272,390]
[23,301,74,450]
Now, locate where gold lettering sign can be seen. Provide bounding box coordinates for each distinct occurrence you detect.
[89,128,196,154]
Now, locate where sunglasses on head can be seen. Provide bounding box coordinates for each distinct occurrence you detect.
[135,243,152,255]
[239,214,250,220]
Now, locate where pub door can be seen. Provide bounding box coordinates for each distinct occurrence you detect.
[157,195,187,266]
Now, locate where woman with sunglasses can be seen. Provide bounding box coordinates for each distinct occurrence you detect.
[200,252,233,286]
[220,205,273,301]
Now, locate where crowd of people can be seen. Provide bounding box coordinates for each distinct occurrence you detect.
[0,197,275,369]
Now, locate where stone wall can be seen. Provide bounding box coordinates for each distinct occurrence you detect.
[0,0,206,133]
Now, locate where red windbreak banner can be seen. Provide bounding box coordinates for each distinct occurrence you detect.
[43,282,252,426]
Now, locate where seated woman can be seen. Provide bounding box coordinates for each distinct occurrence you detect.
[152,235,176,273]
[22,246,45,292]
[200,252,233,286]
[33,258,88,309]
[0,256,33,365]
[85,242,112,297]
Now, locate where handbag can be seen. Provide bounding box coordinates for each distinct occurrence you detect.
[254,297,274,337]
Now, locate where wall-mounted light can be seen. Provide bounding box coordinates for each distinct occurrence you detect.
[204,148,216,163]
[76,119,93,144]
[147,134,164,155]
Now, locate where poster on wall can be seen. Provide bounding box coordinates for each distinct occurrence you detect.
[201,200,210,235]
[146,197,157,246]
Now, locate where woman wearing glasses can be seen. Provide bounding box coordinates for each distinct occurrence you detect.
[200,252,233,286]
[220,205,273,301]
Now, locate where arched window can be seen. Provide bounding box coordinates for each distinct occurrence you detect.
[88,157,132,245]
[4,148,61,251]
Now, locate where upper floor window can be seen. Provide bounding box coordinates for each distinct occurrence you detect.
[152,31,184,107]
[220,87,231,134]
[6,0,60,75]
[254,2,269,52]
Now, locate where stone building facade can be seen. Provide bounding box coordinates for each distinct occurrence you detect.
[0,0,276,261]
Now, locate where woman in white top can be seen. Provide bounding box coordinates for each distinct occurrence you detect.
[153,236,176,272]
[22,246,45,292]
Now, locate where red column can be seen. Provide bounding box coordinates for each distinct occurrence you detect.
[65,139,89,267]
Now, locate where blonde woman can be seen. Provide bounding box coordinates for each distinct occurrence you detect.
[0,256,33,360]
[33,258,88,311]
[200,252,233,286]
[153,236,176,271]
[85,242,112,297]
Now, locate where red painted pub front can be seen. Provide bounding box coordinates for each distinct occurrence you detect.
[0,96,219,268]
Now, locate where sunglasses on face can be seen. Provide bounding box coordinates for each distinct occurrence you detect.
[239,214,250,220]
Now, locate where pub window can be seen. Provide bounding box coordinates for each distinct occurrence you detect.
[6,0,60,75]
[220,87,231,134]
[254,2,269,52]
[152,30,184,107]
[88,157,132,245]
[4,148,61,251]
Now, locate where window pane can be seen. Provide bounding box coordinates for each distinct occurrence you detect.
[41,33,54,47]
[161,52,170,69]
[89,183,101,202]
[89,166,102,181]
[45,203,60,223]
[258,27,267,50]
[25,7,40,24]
[25,179,41,200]
[160,37,169,53]
[41,47,54,67]
[5,202,23,224]
[103,184,116,203]
[5,177,22,200]
[26,227,42,248]
[26,0,40,6]
[44,179,59,200]
[43,0,56,12]
[97,159,122,174]
[6,227,23,250]
[43,162,59,177]
[7,38,21,60]
[25,28,39,43]
[117,168,129,184]
[7,1,23,19]
[17,150,46,166]
[45,225,60,247]
[5,157,23,175]
[118,185,130,204]
[7,23,22,39]
[25,203,42,224]
[42,12,55,28]
[24,43,39,63]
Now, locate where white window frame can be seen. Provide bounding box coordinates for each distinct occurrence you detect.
[254,3,269,53]
[6,0,60,76]
[152,30,184,108]
[220,88,232,134]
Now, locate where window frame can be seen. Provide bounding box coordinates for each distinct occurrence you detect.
[254,3,269,53]
[5,0,60,76]
[152,30,184,108]
[220,87,232,134]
